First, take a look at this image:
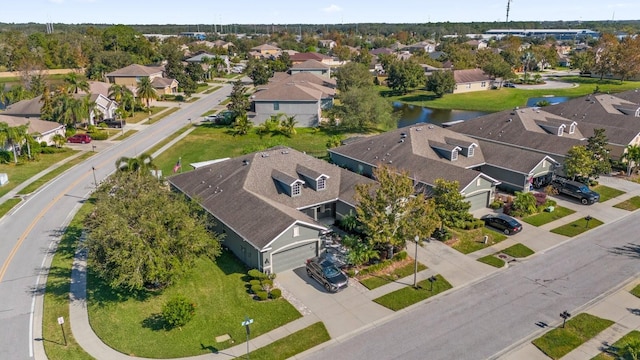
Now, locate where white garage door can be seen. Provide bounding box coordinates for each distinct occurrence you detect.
[466,192,490,212]
[272,242,318,273]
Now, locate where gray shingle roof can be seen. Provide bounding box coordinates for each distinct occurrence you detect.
[454,69,492,83]
[167,147,373,249]
[478,140,558,174]
[106,64,163,77]
[290,59,330,70]
[0,114,64,136]
[252,82,325,102]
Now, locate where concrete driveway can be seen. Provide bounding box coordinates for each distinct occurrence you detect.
[276,266,393,339]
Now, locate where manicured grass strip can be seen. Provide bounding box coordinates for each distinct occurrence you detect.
[523,206,576,226]
[592,185,625,202]
[450,227,507,254]
[18,152,94,195]
[477,255,505,268]
[145,125,193,156]
[233,322,330,360]
[614,196,640,211]
[220,98,231,105]
[630,284,640,299]
[43,201,95,360]
[127,106,168,123]
[501,243,535,258]
[0,149,79,198]
[203,85,222,94]
[88,250,302,358]
[373,274,452,311]
[532,313,614,360]
[360,262,427,290]
[148,107,180,124]
[0,197,22,218]
[113,129,138,141]
[590,330,640,360]
[550,217,603,237]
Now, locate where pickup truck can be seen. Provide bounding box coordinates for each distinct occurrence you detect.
[98,118,126,128]
[552,178,600,205]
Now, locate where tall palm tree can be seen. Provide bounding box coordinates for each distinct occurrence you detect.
[52,93,75,126]
[136,77,158,111]
[623,144,640,175]
[52,134,66,148]
[280,114,297,136]
[115,153,156,175]
[232,114,253,136]
[64,72,90,94]
[108,84,127,103]
[4,124,26,164]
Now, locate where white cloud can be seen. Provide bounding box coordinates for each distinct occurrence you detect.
[322,4,342,13]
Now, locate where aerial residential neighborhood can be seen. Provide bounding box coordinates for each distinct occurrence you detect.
[2,2,640,360]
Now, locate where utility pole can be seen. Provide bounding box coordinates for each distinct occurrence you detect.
[506,0,513,24]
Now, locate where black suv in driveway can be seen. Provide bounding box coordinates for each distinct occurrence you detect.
[98,118,126,128]
[552,178,600,205]
[305,256,348,293]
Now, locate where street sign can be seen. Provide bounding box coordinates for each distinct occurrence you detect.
[57,317,64,325]
[241,318,254,326]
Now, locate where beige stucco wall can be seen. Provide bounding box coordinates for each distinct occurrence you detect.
[453,81,492,94]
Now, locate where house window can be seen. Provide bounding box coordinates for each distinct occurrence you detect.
[466,83,471,89]
[451,149,458,161]
[481,81,487,87]
[557,127,563,136]
[476,178,481,186]
[317,177,326,190]
[569,123,576,134]
[468,146,474,157]
[273,102,280,111]
[293,226,300,237]
[292,182,301,196]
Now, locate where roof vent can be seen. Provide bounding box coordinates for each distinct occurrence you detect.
[515,106,519,110]
[389,160,393,163]
[386,153,391,156]
[208,185,212,188]
[261,153,269,158]
[399,139,405,143]
[507,118,512,122]
[428,125,434,129]
[281,150,289,154]
[367,147,371,151]
[201,180,205,184]
[400,132,407,138]
[416,127,423,131]
[242,159,250,165]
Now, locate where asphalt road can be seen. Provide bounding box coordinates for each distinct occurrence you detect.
[303,215,640,360]
[0,84,231,360]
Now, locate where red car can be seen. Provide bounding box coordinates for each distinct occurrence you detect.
[67,134,92,144]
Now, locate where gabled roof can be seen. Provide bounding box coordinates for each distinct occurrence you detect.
[167,147,374,249]
[290,59,330,70]
[251,44,281,51]
[290,52,332,62]
[370,48,394,55]
[478,140,559,174]
[151,77,178,88]
[106,64,163,77]
[329,125,496,191]
[252,80,334,102]
[185,53,227,62]
[3,96,43,116]
[267,72,336,89]
[454,69,492,83]
[0,114,64,136]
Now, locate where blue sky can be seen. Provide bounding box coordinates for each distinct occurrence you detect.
[3,0,640,25]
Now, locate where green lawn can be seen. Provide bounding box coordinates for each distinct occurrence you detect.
[126,106,168,123]
[382,77,640,112]
[153,126,349,175]
[112,129,138,141]
[233,322,330,360]
[359,261,427,290]
[450,227,508,254]
[148,107,181,124]
[477,255,505,268]
[0,149,79,198]
[522,206,576,226]
[550,217,604,237]
[87,251,302,358]
[43,202,95,360]
[18,152,94,195]
[630,284,640,298]
[203,86,222,94]
[501,243,535,258]
[614,196,640,211]
[532,313,615,360]
[591,330,640,360]
[0,198,21,218]
[592,185,625,202]
[373,274,452,311]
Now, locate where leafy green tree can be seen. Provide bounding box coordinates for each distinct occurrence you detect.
[85,171,222,291]
[185,62,205,83]
[387,60,425,94]
[334,62,373,92]
[353,47,373,66]
[227,80,250,119]
[247,58,272,85]
[593,33,619,80]
[63,72,89,94]
[280,115,297,136]
[135,77,158,111]
[39,88,54,121]
[616,339,640,360]
[586,128,612,178]
[115,153,155,174]
[623,145,640,175]
[52,134,66,148]
[354,165,440,253]
[426,70,456,98]
[333,86,395,131]
[162,296,196,329]
[564,145,596,181]
[232,114,253,136]
[511,192,538,217]
[571,51,595,74]
[344,237,380,267]
[431,179,472,229]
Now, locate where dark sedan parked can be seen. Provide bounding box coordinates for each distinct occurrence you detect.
[481,213,523,235]
[306,256,349,292]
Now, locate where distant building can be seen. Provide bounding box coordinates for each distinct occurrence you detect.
[179,32,206,40]
[484,29,600,40]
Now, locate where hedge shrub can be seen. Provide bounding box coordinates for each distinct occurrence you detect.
[162,296,196,329]
[250,285,263,294]
[270,288,282,299]
[256,291,268,301]
[89,131,109,140]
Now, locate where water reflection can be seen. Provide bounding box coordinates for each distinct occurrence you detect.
[394,102,491,128]
[525,96,569,107]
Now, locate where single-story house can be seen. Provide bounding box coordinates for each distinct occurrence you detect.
[289,59,331,78]
[0,114,66,146]
[185,52,231,74]
[250,72,336,127]
[453,69,495,94]
[249,44,282,59]
[405,40,437,53]
[168,146,374,273]
[329,125,502,211]
[289,52,333,66]
[105,64,178,96]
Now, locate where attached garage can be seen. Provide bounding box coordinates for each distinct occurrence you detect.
[465,192,490,212]
[272,241,318,273]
